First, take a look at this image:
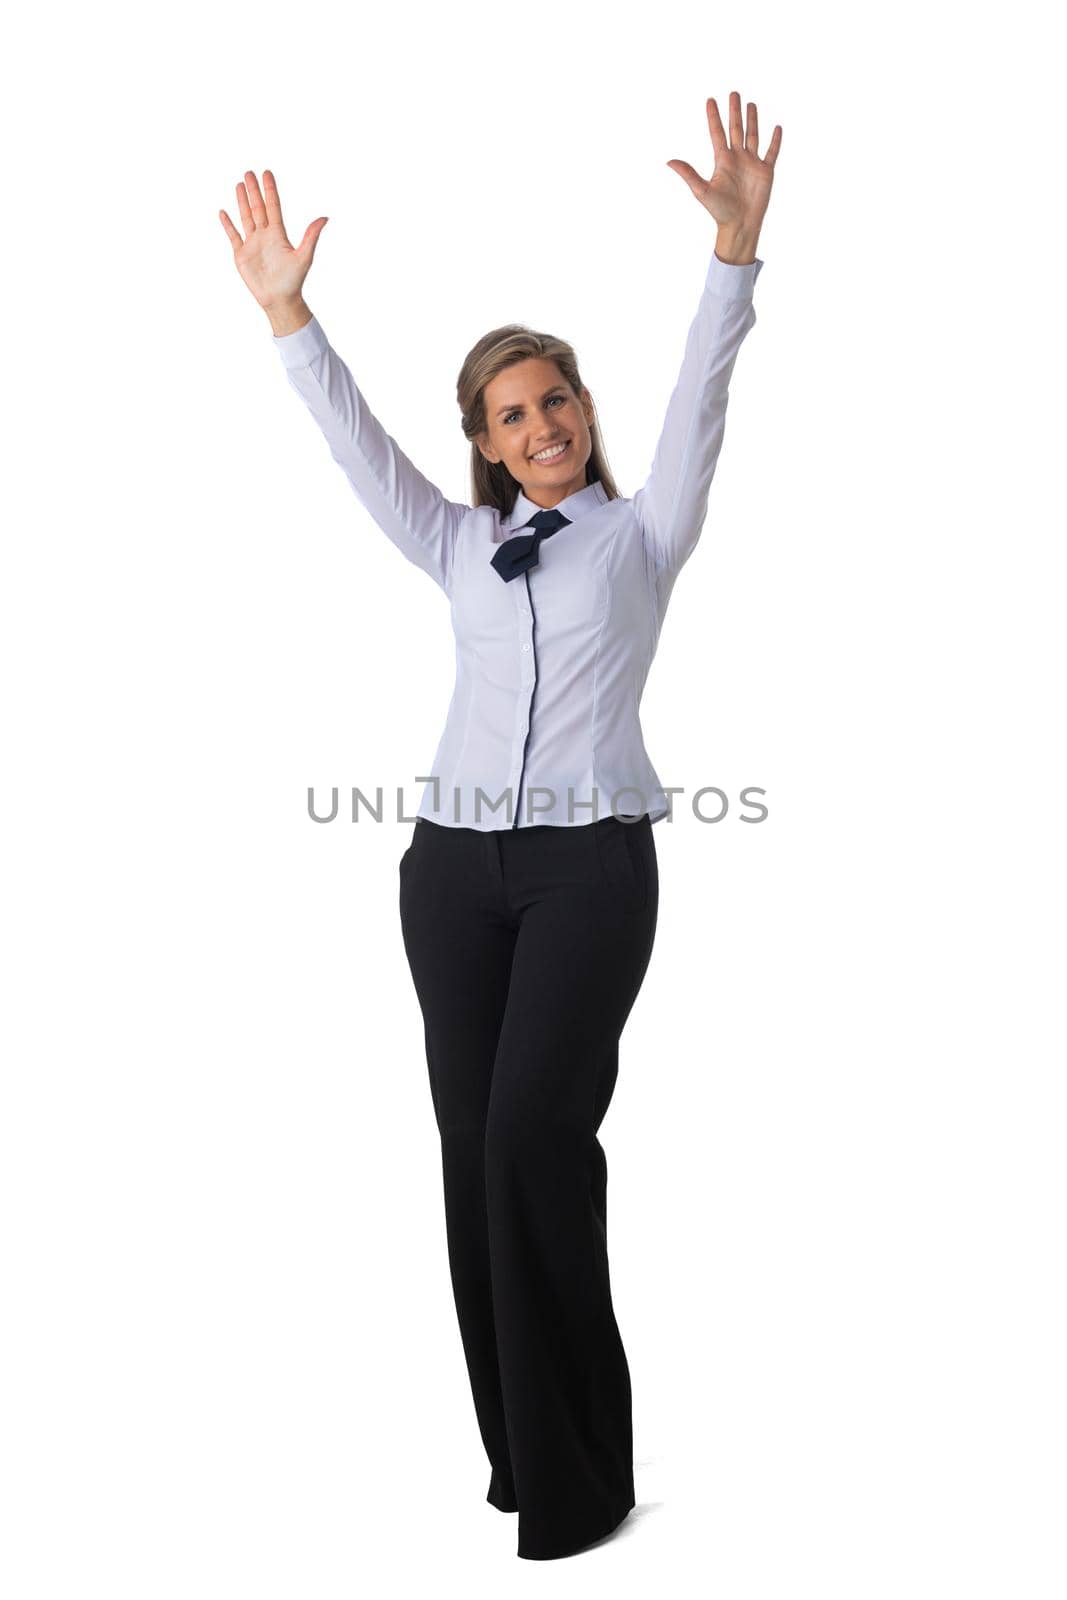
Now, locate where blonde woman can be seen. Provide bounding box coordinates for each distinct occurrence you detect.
[220,90,781,1561]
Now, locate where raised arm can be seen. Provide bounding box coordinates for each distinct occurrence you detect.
[272,314,468,597]
[632,250,763,578]
[634,91,781,580]
[220,168,468,597]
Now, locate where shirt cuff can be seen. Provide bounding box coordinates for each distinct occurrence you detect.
[273,313,329,369]
[705,250,764,299]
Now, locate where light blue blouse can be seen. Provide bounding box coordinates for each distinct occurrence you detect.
[273,249,764,828]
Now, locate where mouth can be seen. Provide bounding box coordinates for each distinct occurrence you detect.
[530,440,571,464]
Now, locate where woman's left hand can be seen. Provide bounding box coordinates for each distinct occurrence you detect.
[667,92,782,239]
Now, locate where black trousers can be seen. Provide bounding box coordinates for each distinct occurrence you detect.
[397,812,658,1560]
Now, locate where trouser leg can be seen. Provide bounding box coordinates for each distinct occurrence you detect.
[486,817,659,1559]
[398,822,520,1510]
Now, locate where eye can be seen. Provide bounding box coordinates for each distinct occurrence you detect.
[502,394,567,425]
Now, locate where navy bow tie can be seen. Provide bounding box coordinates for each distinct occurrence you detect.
[490,507,572,583]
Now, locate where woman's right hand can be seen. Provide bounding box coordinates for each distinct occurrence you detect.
[219,169,328,311]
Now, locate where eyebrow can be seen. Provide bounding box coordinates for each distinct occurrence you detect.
[495,385,568,419]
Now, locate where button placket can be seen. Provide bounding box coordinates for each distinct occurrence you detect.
[513,571,539,827]
[499,506,569,829]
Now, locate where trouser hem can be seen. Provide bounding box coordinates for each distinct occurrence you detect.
[516,1487,636,1560]
[486,1469,518,1513]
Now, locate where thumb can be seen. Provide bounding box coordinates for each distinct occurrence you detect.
[298,215,329,263]
[665,160,705,201]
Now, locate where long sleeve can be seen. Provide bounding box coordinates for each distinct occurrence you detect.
[632,250,763,582]
[273,315,470,597]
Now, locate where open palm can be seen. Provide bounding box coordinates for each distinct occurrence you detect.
[218,169,328,309]
[667,93,782,235]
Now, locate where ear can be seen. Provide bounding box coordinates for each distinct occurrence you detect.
[476,431,500,465]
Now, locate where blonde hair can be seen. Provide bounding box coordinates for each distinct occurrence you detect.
[457,323,620,515]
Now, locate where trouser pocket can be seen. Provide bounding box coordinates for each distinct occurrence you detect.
[593,816,648,914]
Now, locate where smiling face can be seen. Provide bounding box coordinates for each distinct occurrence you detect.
[476,357,596,509]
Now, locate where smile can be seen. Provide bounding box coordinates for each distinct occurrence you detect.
[530,440,570,463]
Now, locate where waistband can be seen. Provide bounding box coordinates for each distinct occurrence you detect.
[414,813,645,834]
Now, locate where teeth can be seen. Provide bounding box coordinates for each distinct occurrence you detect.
[532,441,568,462]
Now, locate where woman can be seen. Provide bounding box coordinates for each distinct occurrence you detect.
[220,90,781,1561]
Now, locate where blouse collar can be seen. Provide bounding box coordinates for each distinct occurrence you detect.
[501,477,609,534]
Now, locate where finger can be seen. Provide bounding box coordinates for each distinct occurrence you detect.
[218,209,244,249]
[728,90,744,148]
[261,169,286,232]
[764,124,783,167]
[244,170,268,230]
[665,159,707,200]
[746,100,759,154]
[704,96,728,159]
[236,180,255,233]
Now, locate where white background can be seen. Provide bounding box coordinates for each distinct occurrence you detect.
[2,2,1063,1595]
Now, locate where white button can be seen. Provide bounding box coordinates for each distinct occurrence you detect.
[521,643,530,651]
